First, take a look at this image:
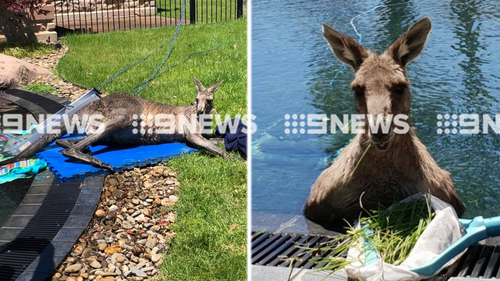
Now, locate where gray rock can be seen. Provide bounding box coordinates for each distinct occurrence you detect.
[98,243,107,251]
[116,254,127,263]
[145,238,157,249]
[111,253,120,264]
[122,221,133,229]
[90,260,102,269]
[142,266,155,272]
[127,216,136,225]
[64,263,82,273]
[151,254,161,263]
[128,264,148,277]
[135,214,146,223]
[0,54,50,90]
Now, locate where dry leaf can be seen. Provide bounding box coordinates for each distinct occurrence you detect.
[104,245,121,255]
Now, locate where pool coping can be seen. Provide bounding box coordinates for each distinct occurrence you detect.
[0,171,104,281]
[0,171,53,249]
[252,212,338,236]
[17,174,104,281]
[251,265,490,281]
[0,89,70,120]
[0,89,104,280]
[252,265,348,281]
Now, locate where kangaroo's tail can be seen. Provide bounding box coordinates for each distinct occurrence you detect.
[0,124,68,167]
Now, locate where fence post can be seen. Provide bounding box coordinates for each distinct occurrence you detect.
[236,0,243,18]
[190,0,196,24]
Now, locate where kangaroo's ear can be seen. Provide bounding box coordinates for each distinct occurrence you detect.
[194,76,205,91]
[208,80,223,93]
[322,23,369,70]
[385,17,432,67]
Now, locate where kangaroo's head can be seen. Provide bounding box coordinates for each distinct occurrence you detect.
[193,77,223,115]
[323,17,432,151]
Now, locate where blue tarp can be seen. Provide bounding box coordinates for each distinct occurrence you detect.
[37,139,196,182]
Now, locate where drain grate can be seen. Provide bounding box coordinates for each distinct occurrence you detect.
[451,244,500,278]
[0,177,82,281]
[251,231,336,269]
[252,231,500,279]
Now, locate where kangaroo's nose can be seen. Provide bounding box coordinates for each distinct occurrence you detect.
[371,130,391,143]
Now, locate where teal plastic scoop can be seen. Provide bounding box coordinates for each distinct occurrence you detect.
[364,215,500,277]
[411,216,500,276]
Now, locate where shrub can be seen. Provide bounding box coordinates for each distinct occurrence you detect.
[0,0,44,14]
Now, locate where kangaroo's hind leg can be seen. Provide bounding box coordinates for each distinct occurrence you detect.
[62,118,127,170]
[186,132,229,158]
[56,138,91,154]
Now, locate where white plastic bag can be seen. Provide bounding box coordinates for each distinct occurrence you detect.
[345,193,465,281]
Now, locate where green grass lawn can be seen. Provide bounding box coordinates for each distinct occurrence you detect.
[56,19,247,281]
[0,42,53,58]
[156,0,238,23]
[57,19,246,116]
[163,151,247,281]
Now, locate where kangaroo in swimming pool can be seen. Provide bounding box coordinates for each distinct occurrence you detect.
[0,77,228,170]
[304,17,466,224]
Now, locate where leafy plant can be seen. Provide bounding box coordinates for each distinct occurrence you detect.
[0,0,44,13]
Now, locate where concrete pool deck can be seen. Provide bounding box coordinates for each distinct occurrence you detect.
[252,212,338,236]
[251,265,491,281]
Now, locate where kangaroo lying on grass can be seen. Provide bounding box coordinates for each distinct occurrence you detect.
[0,77,228,170]
[304,17,465,224]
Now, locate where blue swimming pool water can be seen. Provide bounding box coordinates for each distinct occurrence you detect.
[252,0,500,226]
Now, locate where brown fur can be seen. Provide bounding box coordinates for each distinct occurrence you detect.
[0,77,228,170]
[304,17,465,224]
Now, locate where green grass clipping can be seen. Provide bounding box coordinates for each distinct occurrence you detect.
[302,198,435,273]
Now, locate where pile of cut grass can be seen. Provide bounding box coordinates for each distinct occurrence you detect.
[309,198,435,272]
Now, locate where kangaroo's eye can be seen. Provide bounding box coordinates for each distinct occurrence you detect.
[393,84,407,95]
[352,86,365,97]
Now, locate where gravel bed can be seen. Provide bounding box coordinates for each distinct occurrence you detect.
[52,165,179,281]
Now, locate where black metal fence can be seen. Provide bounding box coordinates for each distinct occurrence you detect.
[53,0,244,33]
